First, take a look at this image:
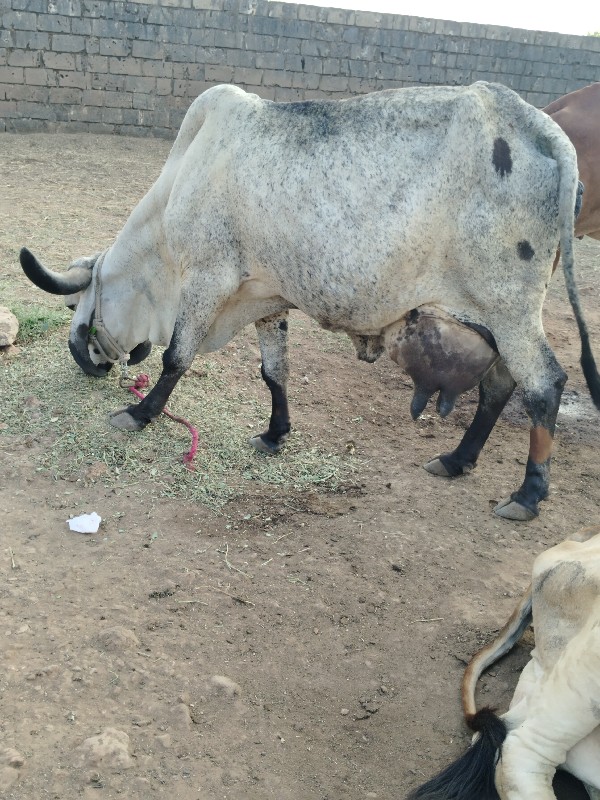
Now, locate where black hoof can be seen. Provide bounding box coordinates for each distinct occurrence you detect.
[109,406,151,431]
[423,452,475,478]
[494,495,538,521]
[248,433,286,455]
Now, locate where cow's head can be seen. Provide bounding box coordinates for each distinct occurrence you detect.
[20,247,152,376]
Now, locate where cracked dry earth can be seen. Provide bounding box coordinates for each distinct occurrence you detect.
[1,132,600,799]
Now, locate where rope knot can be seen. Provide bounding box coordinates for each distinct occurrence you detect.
[134,373,150,390]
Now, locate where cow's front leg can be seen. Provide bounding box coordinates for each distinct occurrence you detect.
[424,359,516,477]
[249,311,291,454]
[109,278,235,431]
[497,615,600,799]
[494,340,567,521]
[108,335,193,431]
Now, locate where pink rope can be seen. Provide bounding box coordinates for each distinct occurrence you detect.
[128,374,199,470]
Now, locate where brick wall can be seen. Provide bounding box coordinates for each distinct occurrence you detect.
[1,0,599,137]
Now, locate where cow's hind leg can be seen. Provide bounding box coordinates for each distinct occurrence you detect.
[424,359,516,478]
[494,338,567,521]
[249,311,291,455]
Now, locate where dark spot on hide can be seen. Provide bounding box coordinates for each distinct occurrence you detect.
[534,560,586,599]
[278,319,288,332]
[408,308,419,323]
[575,180,584,220]
[517,240,535,261]
[272,100,338,139]
[492,137,512,177]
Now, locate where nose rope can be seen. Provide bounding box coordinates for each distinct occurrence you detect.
[128,374,199,470]
[88,251,132,384]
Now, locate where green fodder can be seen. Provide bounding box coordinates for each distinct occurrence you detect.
[8,301,71,343]
[0,327,358,511]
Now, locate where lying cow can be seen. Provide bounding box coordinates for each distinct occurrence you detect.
[20,82,600,521]
[545,82,600,241]
[408,525,600,799]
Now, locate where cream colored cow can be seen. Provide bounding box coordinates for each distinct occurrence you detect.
[410,527,600,799]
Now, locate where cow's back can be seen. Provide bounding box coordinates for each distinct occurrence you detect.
[165,82,576,335]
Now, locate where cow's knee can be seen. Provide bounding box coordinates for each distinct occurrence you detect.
[496,733,557,800]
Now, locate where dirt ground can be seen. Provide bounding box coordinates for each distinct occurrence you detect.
[1,132,600,800]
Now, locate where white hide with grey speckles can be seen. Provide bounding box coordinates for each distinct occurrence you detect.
[67,81,577,398]
[496,536,600,799]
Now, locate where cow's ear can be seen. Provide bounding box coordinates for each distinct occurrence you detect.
[64,292,82,312]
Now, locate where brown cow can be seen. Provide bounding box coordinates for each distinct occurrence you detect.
[545,83,600,241]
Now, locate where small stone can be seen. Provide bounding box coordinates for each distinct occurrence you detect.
[340,708,350,716]
[0,307,18,347]
[76,728,133,770]
[170,703,193,730]
[2,748,25,769]
[97,627,140,652]
[155,734,172,749]
[210,675,241,698]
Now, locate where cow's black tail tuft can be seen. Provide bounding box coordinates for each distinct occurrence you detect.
[405,708,506,800]
[579,326,600,411]
[563,262,600,409]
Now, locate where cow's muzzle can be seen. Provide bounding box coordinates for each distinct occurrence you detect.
[69,323,152,377]
[69,324,113,377]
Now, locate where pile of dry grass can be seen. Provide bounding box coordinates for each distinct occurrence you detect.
[1,324,357,510]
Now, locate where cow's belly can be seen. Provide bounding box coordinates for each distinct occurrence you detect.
[199,279,291,352]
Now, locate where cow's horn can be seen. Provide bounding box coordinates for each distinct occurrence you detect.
[20,248,93,295]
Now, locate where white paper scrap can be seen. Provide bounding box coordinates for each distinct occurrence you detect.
[68,512,102,534]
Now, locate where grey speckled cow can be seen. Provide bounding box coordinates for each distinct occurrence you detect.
[20,82,600,521]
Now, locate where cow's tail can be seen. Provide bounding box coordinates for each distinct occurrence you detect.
[405,587,533,800]
[405,708,506,800]
[550,126,600,409]
[461,586,532,717]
